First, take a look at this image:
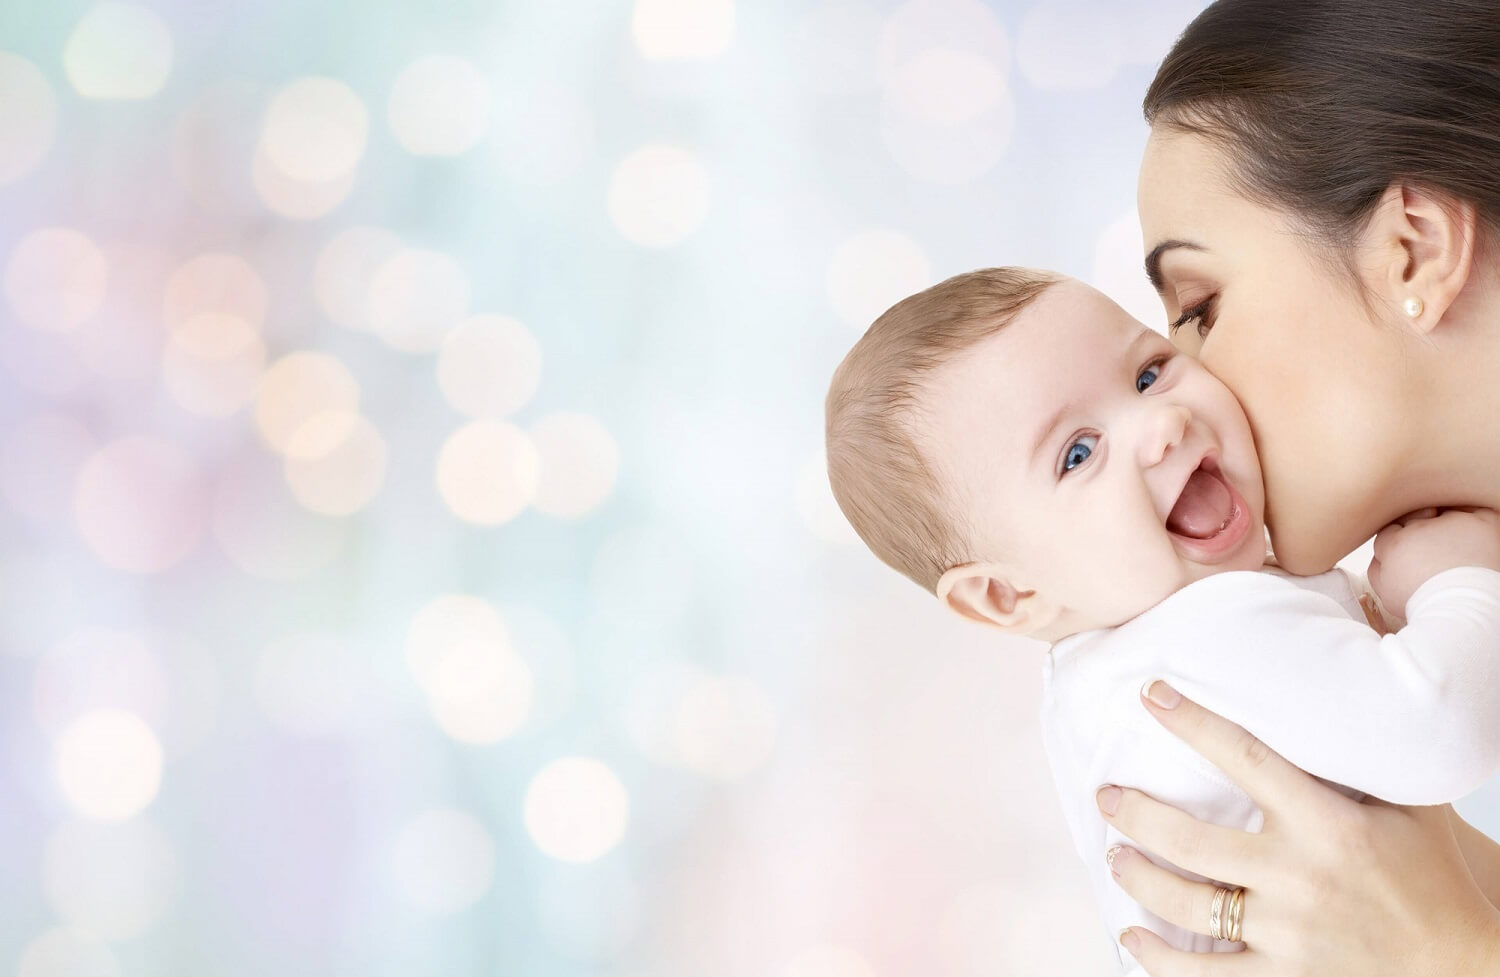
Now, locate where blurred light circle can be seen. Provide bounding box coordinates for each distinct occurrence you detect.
[426,637,533,744]
[254,633,368,735]
[436,315,541,418]
[0,413,96,524]
[251,145,356,219]
[54,709,163,820]
[0,53,57,185]
[33,629,167,738]
[795,455,860,545]
[1090,211,1164,334]
[314,226,403,330]
[367,247,471,353]
[63,3,173,100]
[792,2,884,96]
[674,675,777,781]
[632,0,735,60]
[260,77,368,182]
[254,352,361,454]
[880,68,1012,185]
[42,818,177,940]
[523,756,630,863]
[388,55,490,156]
[3,228,109,332]
[163,252,267,329]
[211,453,348,579]
[1016,1,1123,91]
[404,594,509,690]
[391,808,496,914]
[491,85,594,188]
[608,145,710,248]
[785,945,877,977]
[886,48,1005,125]
[537,863,640,961]
[282,411,387,516]
[528,412,618,518]
[826,228,931,330]
[879,0,1010,79]
[17,927,121,977]
[435,420,539,526]
[161,313,266,417]
[74,436,203,573]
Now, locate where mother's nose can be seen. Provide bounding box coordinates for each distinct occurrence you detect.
[1137,402,1191,467]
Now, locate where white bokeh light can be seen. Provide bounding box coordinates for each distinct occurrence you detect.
[212,454,348,580]
[435,420,540,526]
[282,411,387,516]
[1016,1,1124,91]
[528,412,619,518]
[251,145,356,219]
[17,927,121,977]
[1091,211,1167,333]
[632,0,735,60]
[608,145,710,248]
[674,674,778,781]
[490,85,594,188]
[63,3,173,100]
[880,49,1013,185]
[785,944,877,977]
[161,313,266,418]
[524,756,630,863]
[4,228,109,332]
[388,55,490,156]
[367,247,471,353]
[826,228,932,330]
[163,252,267,328]
[254,352,361,454]
[886,48,1007,126]
[392,809,496,915]
[314,226,403,330]
[260,77,368,182]
[54,709,164,820]
[879,0,1011,79]
[0,413,96,524]
[254,633,371,736]
[42,818,177,940]
[426,637,533,744]
[0,52,58,185]
[404,594,510,690]
[436,315,542,418]
[795,455,861,546]
[74,436,203,574]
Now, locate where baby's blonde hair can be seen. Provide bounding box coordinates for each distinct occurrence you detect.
[825,267,1061,593]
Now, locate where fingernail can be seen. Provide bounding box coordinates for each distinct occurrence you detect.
[1142,680,1182,709]
[1119,929,1141,957]
[1106,844,1126,874]
[1097,785,1122,816]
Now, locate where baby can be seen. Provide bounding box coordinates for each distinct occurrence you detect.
[825,268,1500,973]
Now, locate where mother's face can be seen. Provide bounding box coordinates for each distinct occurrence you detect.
[1136,128,1411,574]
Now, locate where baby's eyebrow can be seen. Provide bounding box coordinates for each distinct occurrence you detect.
[1144,239,1206,293]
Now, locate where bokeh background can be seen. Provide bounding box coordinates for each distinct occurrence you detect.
[4,1,1499,975]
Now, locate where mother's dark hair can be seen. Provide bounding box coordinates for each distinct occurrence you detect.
[1145,0,1500,258]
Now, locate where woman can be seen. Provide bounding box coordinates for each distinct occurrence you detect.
[1104,0,1500,972]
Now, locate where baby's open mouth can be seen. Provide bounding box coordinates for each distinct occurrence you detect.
[1166,458,1241,540]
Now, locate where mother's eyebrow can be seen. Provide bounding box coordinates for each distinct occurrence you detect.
[1145,239,1206,293]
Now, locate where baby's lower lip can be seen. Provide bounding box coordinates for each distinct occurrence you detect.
[1167,464,1252,561]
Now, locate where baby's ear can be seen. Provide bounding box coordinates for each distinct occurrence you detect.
[936,563,1045,634]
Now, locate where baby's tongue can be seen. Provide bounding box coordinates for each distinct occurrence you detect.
[1166,469,1233,539]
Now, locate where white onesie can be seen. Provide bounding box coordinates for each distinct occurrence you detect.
[1040,565,1500,974]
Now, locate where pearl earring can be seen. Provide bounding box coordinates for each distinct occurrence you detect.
[1403,296,1424,318]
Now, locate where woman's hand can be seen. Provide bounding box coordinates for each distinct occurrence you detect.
[1096,682,1500,976]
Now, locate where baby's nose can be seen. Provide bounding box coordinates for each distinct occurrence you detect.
[1139,403,1191,467]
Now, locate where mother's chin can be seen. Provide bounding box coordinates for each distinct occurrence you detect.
[1264,504,1380,577]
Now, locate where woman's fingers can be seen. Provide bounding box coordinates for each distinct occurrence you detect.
[1136,682,1330,821]
[1108,845,1238,939]
[1120,927,1257,977]
[1097,785,1250,884]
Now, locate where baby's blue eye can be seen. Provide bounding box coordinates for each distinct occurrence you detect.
[1136,364,1160,392]
[1062,434,1099,474]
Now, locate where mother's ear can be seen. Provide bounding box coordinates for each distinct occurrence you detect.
[1362,182,1477,335]
[935,562,1052,635]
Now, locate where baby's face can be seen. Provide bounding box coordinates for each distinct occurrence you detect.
[923,279,1267,636]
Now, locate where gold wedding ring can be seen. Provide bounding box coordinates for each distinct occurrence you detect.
[1210,885,1246,942]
